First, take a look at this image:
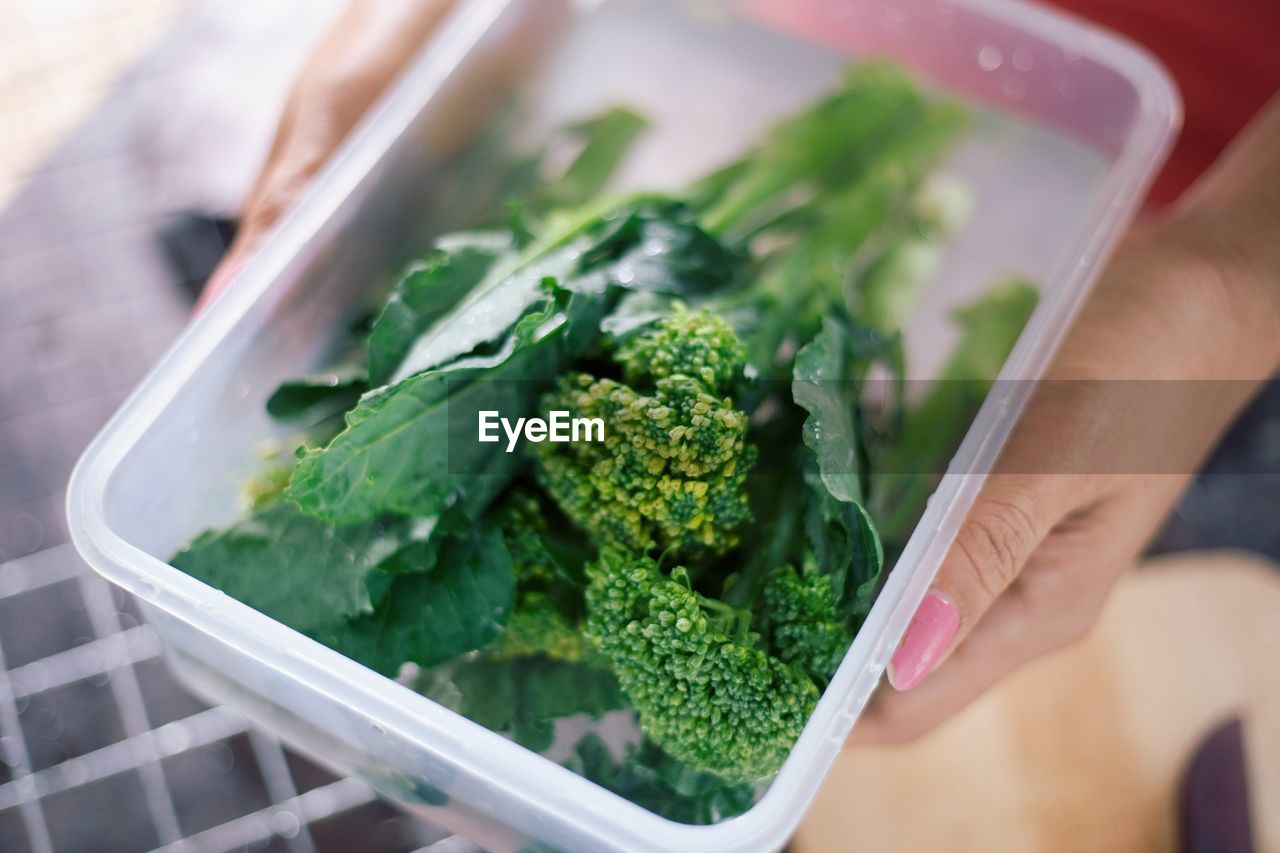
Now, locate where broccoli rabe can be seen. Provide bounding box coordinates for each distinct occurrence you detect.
[615,305,749,391]
[760,561,852,684]
[496,594,588,662]
[492,494,590,662]
[585,551,817,783]
[566,734,757,825]
[174,64,1040,828]
[536,308,756,556]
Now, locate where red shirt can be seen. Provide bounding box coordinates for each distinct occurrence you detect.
[1053,0,1280,206]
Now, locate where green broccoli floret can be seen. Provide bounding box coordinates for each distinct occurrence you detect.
[585,551,817,783]
[615,305,749,391]
[761,562,851,684]
[493,495,590,662]
[535,308,756,556]
[497,593,590,662]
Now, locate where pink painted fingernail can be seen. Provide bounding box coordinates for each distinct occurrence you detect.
[888,589,960,691]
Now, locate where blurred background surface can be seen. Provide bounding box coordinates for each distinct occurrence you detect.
[0,1,1276,852]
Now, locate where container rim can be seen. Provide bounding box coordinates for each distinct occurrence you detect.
[67,0,1180,848]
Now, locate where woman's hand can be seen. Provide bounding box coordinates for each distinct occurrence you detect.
[857,95,1280,743]
[197,0,455,310]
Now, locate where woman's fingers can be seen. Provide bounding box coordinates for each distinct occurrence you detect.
[862,472,1187,743]
[196,0,455,312]
[859,585,1059,743]
[885,475,1052,691]
[862,513,1110,741]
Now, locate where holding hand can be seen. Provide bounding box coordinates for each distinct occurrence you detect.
[859,96,1280,742]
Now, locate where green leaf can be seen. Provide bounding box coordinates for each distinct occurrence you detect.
[287,291,570,525]
[366,232,513,385]
[872,279,1040,541]
[417,656,625,753]
[791,318,888,617]
[804,468,883,618]
[600,291,680,341]
[170,503,398,635]
[265,363,368,426]
[698,63,942,237]
[573,201,747,297]
[386,249,577,386]
[790,320,886,618]
[730,75,967,371]
[383,198,706,387]
[325,524,516,676]
[792,318,865,504]
[533,107,649,212]
[565,734,757,825]
[289,200,742,527]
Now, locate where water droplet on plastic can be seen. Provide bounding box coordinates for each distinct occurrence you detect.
[133,578,160,599]
[271,811,301,838]
[79,648,106,677]
[977,45,1003,71]
[157,721,192,754]
[1011,48,1034,71]
[64,758,90,786]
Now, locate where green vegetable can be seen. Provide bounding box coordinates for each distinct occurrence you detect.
[286,286,571,525]
[418,656,625,753]
[265,363,368,426]
[565,734,756,825]
[366,232,513,385]
[584,551,817,783]
[174,64,1043,821]
[491,493,592,661]
[171,502,395,636]
[873,279,1040,540]
[531,107,650,213]
[536,308,756,556]
[288,200,742,527]
[760,561,851,684]
[325,522,516,676]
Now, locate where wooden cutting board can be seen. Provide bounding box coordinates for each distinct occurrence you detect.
[795,550,1280,853]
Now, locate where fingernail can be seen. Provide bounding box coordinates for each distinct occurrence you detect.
[887,589,959,691]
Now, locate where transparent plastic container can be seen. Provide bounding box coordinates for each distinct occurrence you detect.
[67,0,1179,849]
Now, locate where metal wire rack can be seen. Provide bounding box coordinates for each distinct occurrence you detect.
[0,544,476,853]
[0,3,480,849]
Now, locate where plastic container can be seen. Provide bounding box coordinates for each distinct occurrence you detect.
[68,0,1179,849]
